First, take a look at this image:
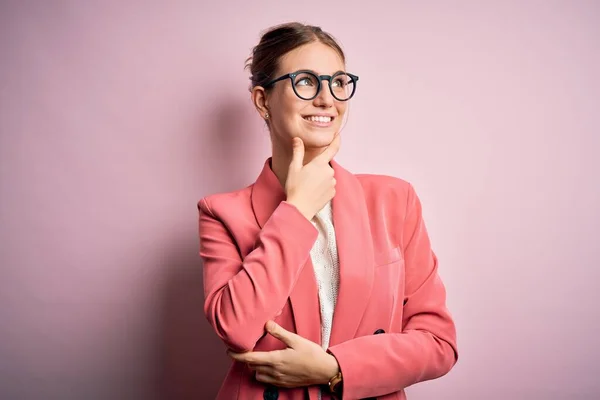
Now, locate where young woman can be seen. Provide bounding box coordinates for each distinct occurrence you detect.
[198,22,458,400]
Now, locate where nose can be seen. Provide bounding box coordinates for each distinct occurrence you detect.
[313,79,335,108]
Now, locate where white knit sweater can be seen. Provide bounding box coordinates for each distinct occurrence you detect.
[309,201,340,351]
[309,201,340,399]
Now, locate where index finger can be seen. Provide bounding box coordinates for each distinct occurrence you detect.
[315,133,341,163]
[227,350,276,366]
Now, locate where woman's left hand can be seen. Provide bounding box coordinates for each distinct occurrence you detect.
[227,320,340,388]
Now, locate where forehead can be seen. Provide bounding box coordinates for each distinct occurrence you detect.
[278,41,345,75]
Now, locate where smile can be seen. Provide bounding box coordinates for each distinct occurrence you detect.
[303,115,334,124]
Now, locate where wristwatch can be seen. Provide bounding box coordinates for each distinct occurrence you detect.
[328,371,343,396]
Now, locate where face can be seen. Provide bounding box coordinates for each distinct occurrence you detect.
[254,42,349,152]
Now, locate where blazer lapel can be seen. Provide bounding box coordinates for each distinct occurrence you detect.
[328,160,375,346]
[289,259,322,346]
[250,158,322,346]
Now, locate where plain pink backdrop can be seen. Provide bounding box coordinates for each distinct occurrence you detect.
[1,1,599,399]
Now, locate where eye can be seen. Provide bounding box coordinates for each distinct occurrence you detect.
[332,74,350,88]
[296,77,314,86]
[294,73,317,87]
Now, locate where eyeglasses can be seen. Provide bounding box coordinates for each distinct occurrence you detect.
[263,70,359,101]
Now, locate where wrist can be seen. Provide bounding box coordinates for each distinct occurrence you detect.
[321,353,340,385]
[285,199,313,221]
[325,352,343,397]
[328,371,343,397]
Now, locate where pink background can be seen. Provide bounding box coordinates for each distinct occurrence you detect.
[1,1,599,399]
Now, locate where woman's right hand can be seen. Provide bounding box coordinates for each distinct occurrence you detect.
[284,134,340,221]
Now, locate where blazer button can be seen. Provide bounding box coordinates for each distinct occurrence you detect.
[263,385,278,400]
[374,329,385,335]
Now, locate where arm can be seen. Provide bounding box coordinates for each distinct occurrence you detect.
[199,198,318,352]
[327,184,458,399]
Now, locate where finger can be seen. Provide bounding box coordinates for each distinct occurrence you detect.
[315,133,341,163]
[255,372,278,385]
[227,350,274,366]
[226,350,247,362]
[265,320,297,348]
[250,364,274,374]
[256,373,296,389]
[289,137,305,171]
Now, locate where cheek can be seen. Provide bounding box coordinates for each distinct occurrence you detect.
[335,105,347,127]
[270,96,298,132]
[336,103,348,117]
[278,96,304,122]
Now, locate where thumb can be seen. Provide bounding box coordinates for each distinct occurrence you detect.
[289,137,304,172]
[266,320,297,348]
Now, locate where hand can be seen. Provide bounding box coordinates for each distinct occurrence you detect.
[285,134,340,220]
[227,321,340,388]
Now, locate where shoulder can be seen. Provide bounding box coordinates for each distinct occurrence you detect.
[197,185,253,217]
[355,173,416,203]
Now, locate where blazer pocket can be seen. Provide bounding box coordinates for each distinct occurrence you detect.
[374,245,402,267]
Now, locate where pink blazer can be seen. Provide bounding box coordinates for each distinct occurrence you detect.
[198,158,458,400]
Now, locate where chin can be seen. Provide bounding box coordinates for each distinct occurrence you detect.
[302,129,337,148]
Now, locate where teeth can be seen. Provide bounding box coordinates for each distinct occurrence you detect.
[305,116,332,123]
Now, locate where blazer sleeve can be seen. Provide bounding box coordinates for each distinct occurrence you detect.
[327,183,458,399]
[198,198,318,352]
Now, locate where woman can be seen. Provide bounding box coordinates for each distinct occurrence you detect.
[198,22,458,400]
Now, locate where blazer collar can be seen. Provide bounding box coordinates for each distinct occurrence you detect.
[250,157,375,347]
[250,158,286,228]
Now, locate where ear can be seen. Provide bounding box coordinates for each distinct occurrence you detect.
[251,86,270,120]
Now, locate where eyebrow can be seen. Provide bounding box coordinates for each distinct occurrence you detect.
[298,69,346,76]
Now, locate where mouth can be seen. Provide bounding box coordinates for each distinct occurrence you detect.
[303,115,335,127]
